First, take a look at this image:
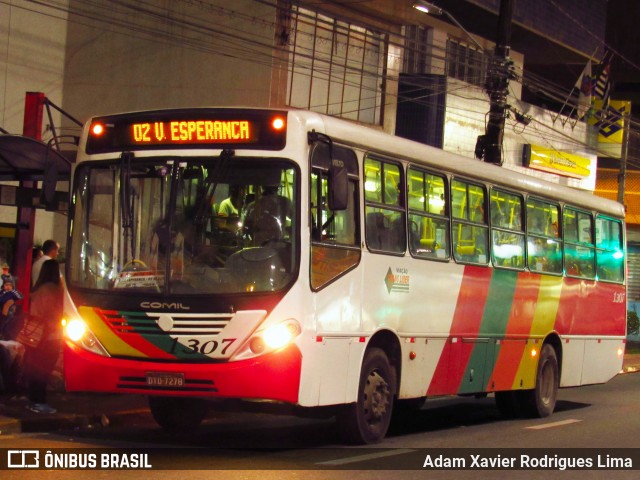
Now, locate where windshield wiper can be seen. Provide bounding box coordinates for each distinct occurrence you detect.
[119,152,134,228]
[120,151,135,259]
[194,149,235,226]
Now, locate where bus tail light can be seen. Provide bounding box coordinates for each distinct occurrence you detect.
[62,317,110,357]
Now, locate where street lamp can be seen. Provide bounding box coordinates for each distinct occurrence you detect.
[412,1,484,52]
[412,1,440,14]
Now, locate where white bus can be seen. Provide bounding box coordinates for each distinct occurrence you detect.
[63,108,626,444]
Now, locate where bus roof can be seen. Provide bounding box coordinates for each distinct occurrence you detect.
[290,109,625,220]
[81,107,625,219]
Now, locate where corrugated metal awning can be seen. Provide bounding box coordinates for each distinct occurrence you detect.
[0,134,72,182]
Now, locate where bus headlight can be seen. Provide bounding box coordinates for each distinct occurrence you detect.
[263,322,299,349]
[62,318,110,357]
[248,319,301,355]
[65,318,86,342]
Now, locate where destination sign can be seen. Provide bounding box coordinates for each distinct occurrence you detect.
[131,120,253,145]
[85,109,287,153]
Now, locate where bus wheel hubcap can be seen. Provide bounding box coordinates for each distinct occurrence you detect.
[364,371,390,421]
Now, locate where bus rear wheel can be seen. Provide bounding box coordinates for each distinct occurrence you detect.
[521,344,559,418]
[148,396,208,432]
[336,348,395,444]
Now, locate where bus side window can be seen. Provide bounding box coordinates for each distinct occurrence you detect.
[311,172,358,245]
[490,189,524,269]
[407,166,449,260]
[596,216,624,282]
[364,156,406,254]
[451,179,488,264]
[563,207,595,279]
[310,145,361,290]
[526,198,562,274]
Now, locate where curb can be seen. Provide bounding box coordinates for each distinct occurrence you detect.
[0,408,149,435]
[0,415,21,435]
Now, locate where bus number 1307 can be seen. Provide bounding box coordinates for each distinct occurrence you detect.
[168,337,237,356]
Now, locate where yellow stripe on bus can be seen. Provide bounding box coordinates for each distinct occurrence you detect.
[78,306,146,357]
[512,276,563,389]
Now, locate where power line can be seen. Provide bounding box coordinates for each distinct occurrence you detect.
[4,0,639,169]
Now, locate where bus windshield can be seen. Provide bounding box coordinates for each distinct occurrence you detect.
[68,155,298,295]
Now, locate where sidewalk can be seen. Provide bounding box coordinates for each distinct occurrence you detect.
[622,352,640,373]
[0,392,149,435]
[1,354,639,435]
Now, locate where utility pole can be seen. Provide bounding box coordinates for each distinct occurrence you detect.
[475,0,515,165]
[16,92,44,305]
[617,108,631,205]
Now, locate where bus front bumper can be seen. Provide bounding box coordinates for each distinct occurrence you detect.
[63,341,302,404]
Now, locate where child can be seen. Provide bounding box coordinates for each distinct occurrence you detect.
[0,276,25,396]
[1,265,11,286]
[0,276,23,339]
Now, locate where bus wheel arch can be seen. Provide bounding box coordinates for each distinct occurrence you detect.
[522,336,561,418]
[366,330,402,394]
[336,331,401,444]
[542,333,563,381]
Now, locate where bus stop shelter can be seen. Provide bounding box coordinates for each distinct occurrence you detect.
[0,131,73,301]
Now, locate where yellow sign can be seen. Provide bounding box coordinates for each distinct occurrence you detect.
[589,99,630,145]
[524,144,591,179]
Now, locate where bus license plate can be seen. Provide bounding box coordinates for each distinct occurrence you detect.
[146,372,185,387]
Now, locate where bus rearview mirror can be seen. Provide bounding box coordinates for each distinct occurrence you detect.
[328,159,348,211]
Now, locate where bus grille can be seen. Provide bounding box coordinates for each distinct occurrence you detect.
[99,310,233,336]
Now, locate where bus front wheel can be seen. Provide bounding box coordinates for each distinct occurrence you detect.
[521,344,559,418]
[148,396,208,432]
[336,348,395,444]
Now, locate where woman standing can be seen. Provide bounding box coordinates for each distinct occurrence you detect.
[26,259,64,414]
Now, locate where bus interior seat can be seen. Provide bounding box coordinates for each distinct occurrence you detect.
[368,211,405,251]
[366,212,387,250]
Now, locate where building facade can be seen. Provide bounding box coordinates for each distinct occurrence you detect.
[0,0,622,281]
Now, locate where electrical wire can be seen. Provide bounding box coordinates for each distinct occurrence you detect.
[3,0,639,169]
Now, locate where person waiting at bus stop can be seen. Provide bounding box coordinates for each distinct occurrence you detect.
[31,239,60,288]
[24,259,65,414]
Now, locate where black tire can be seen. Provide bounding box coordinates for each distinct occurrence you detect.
[148,396,208,432]
[521,344,559,418]
[495,390,521,418]
[336,348,395,444]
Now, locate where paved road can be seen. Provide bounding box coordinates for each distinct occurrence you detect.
[1,373,639,479]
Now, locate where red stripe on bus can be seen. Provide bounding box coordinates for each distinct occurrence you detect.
[427,266,492,396]
[555,279,626,336]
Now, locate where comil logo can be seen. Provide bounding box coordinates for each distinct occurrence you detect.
[8,450,39,468]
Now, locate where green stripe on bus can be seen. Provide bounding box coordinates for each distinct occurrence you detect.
[458,269,518,394]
